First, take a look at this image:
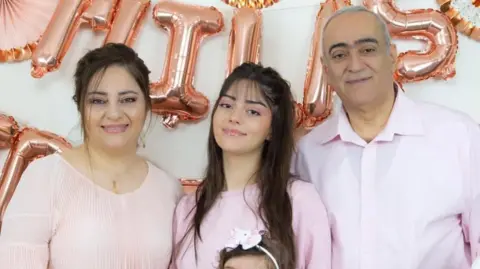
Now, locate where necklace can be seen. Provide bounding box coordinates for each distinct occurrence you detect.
[112,180,119,194]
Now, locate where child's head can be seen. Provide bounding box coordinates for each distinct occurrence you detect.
[218,229,280,269]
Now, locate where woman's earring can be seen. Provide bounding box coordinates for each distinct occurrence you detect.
[140,135,146,148]
[138,134,146,148]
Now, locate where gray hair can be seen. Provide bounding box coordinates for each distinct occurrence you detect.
[322,6,391,54]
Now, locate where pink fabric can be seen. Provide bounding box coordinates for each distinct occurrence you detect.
[293,90,480,269]
[171,180,331,269]
[0,154,183,269]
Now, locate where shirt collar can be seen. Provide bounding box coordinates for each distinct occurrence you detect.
[311,84,424,145]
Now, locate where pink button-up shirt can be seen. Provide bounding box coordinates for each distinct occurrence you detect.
[293,90,480,269]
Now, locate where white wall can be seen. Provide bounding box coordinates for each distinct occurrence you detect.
[0,0,479,179]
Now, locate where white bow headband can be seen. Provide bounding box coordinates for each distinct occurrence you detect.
[224,228,280,269]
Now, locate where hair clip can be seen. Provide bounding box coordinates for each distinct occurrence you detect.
[225,228,280,269]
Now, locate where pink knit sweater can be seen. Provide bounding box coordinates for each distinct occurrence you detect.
[0,154,183,269]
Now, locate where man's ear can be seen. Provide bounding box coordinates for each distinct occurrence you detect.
[321,57,328,75]
[389,43,398,71]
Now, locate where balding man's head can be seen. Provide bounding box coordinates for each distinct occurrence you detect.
[320,6,397,111]
[322,6,391,56]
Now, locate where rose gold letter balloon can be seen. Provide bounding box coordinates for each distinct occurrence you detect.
[364,0,458,82]
[82,0,120,30]
[0,115,19,149]
[299,0,350,129]
[0,128,71,220]
[150,1,224,128]
[226,8,262,75]
[104,0,151,45]
[31,0,150,78]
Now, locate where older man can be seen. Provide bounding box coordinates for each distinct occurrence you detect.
[293,5,480,269]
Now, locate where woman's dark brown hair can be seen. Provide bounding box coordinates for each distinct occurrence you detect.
[177,62,297,268]
[218,236,282,269]
[72,43,151,140]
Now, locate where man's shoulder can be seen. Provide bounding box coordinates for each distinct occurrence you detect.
[414,100,478,135]
[416,100,472,122]
[297,123,328,150]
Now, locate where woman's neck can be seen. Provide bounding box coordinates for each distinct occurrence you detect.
[79,143,139,172]
[222,151,261,191]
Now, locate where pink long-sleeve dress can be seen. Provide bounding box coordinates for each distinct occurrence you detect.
[171,180,332,269]
[0,154,183,269]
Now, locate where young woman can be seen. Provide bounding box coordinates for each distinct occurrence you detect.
[0,43,182,269]
[171,63,331,269]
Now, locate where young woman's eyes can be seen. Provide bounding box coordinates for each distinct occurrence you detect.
[219,103,261,116]
[121,97,137,103]
[89,98,106,104]
[219,103,232,109]
[247,110,261,116]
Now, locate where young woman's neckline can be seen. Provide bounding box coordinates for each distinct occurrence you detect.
[220,182,258,198]
[53,153,151,197]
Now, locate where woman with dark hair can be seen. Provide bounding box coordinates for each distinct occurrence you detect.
[0,43,182,269]
[171,63,331,269]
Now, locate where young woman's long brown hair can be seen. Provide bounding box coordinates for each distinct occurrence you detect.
[178,62,297,268]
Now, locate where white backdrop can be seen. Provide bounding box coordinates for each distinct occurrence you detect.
[0,0,479,179]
